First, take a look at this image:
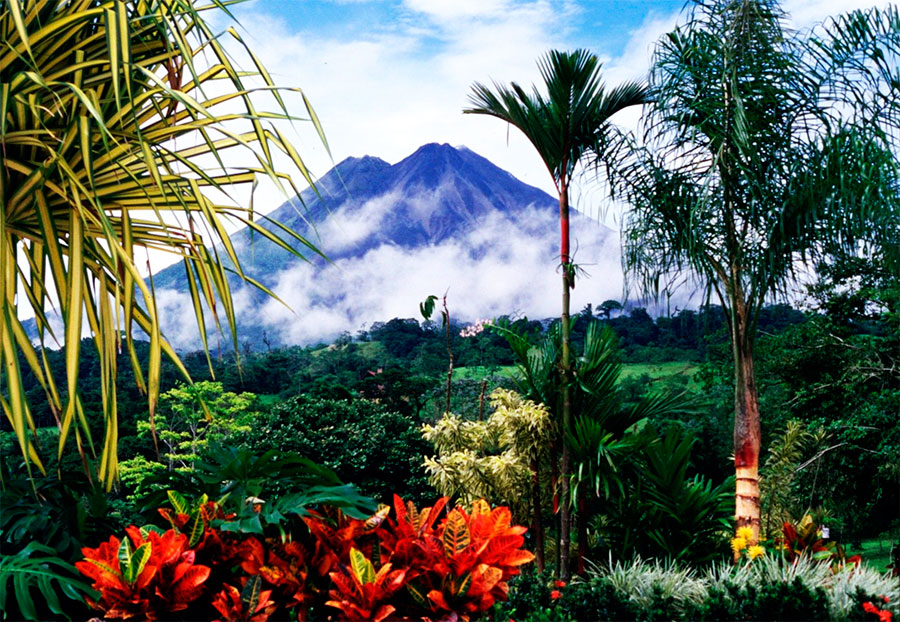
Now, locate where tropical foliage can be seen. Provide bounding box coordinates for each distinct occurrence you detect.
[74,494,534,621]
[1,0,326,488]
[422,388,552,515]
[0,541,96,622]
[465,49,646,577]
[605,0,900,538]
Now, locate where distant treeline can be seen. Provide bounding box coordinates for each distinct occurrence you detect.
[11,302,806,431]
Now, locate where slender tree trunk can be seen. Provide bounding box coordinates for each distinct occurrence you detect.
[576,488,587,575]
[732,298,761,545]
[558,181,573,580]
[549,439,560,573]
[531,458,545,573]
[443,295,453,414]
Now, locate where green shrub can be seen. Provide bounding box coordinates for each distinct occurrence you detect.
[236,395,432,504]
[496,568,558,620]
[692,577,830,621]
[559,578,641,622]
[496,569,639,622]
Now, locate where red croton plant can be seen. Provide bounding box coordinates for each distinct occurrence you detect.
[77,494,534,621]
[75,526,210,620]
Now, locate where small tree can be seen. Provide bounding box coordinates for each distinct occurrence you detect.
[605,0,900,540]
[123,382,255,473]
[465,49,646,578]
[422,389,553,571]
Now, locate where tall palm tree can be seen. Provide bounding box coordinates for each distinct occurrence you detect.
[604,0,900,541]
[464,51,645,577]
[1,0,326,489]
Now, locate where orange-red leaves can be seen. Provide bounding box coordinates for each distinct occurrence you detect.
[77,527,210,620]
[442,510,471,558]
[80,496,533,620]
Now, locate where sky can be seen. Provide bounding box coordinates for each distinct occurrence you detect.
[152,0,894,345]
[214,0,887,212]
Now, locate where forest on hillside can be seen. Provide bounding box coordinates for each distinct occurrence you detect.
[6,296,897,545]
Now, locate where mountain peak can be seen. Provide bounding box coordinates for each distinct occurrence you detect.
[150,142,618,349]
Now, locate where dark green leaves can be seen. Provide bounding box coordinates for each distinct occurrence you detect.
[0,542,97,621]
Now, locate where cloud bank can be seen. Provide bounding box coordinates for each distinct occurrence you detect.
[155,197,622,349]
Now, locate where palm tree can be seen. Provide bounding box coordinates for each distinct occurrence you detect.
[2,0,326,489]
[604,0,900,541]
[464,50,645,578]
[494,318,693,573]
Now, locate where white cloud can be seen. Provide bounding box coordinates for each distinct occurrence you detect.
[243,203,622,345]
[402,0,513,21]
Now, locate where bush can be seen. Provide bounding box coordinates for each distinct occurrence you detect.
[500,554,900,622]
[77,496,535,621]
[237,395,432,504]
[599,426,734,564]
[692,577,830,621]
[496,570,639,622]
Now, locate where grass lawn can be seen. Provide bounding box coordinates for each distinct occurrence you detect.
[452,365,518,380]
[847,538,896,572]
[620,361,701,391]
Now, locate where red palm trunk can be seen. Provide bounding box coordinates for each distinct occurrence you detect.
[732,297,761,545]
[558,179,573,580]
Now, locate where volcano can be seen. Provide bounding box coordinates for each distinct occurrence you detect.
[152,143,621,348]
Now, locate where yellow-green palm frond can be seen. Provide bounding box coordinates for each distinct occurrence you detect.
[1,0,327,489]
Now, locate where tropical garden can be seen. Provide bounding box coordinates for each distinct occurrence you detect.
[1,0,898,620]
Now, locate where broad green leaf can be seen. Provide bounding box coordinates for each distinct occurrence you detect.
[123,543,151,586]
[168,490,190,516]
[350,547,376,585]
[186,510,204,547]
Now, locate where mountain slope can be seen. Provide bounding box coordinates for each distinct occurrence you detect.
[153,143,621,348]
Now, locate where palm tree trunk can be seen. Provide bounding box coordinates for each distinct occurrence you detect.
[732,298,761,545]
[576,488,587,575]
[559,180,573,580]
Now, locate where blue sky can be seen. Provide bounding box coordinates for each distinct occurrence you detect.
[219,0,687,207]
[215,0,879,216]
[252,1,684,57]
[138,0,896,346]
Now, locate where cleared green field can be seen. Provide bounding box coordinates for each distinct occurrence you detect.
[451,365,518,380]
[309,341,386,358]
[620,361,700,391]
[452,360,699,387]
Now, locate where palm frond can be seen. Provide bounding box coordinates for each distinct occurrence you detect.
[465,49,647,187]
[1,0,327,488]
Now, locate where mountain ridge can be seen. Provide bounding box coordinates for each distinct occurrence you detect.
[152,143,620,348]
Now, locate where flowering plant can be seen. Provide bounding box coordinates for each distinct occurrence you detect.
[776,515,860,569]
[731,526,766,561]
